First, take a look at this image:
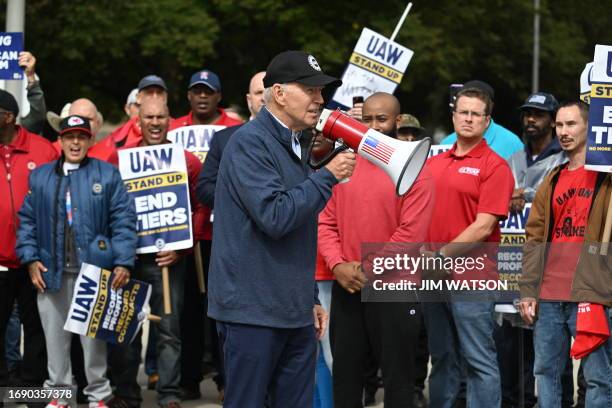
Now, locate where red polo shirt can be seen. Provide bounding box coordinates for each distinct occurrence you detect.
[170,108,242,130]
[426,139,514,244]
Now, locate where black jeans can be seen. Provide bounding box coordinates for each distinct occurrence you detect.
[109,255,186,406]
[179,246,206,390]
[330,282,419,408]
[0,268,47,386]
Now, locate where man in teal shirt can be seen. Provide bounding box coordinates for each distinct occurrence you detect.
[441,80,523,159]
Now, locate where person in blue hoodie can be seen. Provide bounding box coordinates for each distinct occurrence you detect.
[208,50,356,408]
[16,115,136,408]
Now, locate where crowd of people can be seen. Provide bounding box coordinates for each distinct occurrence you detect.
[0,48,610,408]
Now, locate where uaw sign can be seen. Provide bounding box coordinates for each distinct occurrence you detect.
[0,32,23,80]
[118,144,193,253]
[64,263,152,345]
[332,27,413,108]
[167,125,225,164]
[585,45,612,173]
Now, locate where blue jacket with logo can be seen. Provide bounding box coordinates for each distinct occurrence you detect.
[16,157,137,292]
[208,107,338,328]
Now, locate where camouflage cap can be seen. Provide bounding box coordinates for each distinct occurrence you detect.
[397,114,424,131]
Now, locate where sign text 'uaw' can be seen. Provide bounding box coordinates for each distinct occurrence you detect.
[332,27,413,109]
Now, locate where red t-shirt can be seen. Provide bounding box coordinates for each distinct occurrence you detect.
[426,139,514,243]
[169,109,242,130]
[540,166,597,301]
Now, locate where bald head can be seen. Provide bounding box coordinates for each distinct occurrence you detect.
[362,92,401,137]
[246,71,266,118]
[139,97,170,146]
[70,98,103,137]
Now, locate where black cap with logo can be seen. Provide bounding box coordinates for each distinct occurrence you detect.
[263,50,342,89]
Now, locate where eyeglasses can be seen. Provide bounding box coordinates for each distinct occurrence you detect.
[453,110,488,120]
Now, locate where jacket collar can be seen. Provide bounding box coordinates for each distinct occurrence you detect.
[54,154,91,175]
[257,107,302,154]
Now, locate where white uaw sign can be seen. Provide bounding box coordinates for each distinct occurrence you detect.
[332,27,414,108]
[167,125,225,164]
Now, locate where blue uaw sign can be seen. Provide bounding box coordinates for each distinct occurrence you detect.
[64,263,152,345]
[585,45,612,173]
[118,144,193,253]
[0,32,23,80]
[332,27,414,109]
[167,125,225,164]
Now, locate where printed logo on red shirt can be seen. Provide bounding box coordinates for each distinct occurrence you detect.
[458,166,480,176]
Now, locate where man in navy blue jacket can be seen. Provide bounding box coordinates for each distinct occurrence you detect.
[208,51,356,408]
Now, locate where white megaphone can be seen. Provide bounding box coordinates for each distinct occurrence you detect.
[314,109,431,196]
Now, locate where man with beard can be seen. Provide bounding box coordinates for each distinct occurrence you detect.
[319,92,434,408]
[499,92,575,408]
[519,101,611,407]
[508,92,567,213]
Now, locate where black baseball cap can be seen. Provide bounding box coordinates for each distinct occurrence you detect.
[263,50,342,88]
[0,89,19,116]
[59,115,92,137]
[138,75,167,92]
[519,92,559,112]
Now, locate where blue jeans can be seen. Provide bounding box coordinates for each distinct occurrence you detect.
[317,281,333,372]
[423,301,501,408]
[109,255,186,405]
[313,349,334,408]
[534,302,612,408]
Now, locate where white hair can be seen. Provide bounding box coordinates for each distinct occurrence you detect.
[263,84,287,105]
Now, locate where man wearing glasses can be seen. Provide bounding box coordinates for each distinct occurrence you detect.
[423,87,514,407]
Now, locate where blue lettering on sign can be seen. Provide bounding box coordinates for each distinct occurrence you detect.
[366,36,404,65]
[500,206,531,231]
[71,275,98,322]
[130,149,174,173]
[173,128,213,150]
[607,52,612,77]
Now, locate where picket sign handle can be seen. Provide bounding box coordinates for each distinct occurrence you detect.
[600,190,612,256]
[389,2,413,42]
[162,266,171,314]
[148,314,162,323]
[194,242,206,294]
